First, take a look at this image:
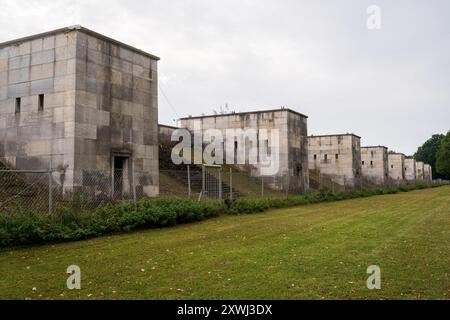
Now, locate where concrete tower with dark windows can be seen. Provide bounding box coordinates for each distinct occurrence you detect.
[0,26,160,197]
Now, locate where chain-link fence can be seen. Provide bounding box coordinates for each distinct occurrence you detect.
[161,165,439,199]
[161,165,310,199]
[0,169,53,214]
[0,166,140,214]
[0,163,442,215]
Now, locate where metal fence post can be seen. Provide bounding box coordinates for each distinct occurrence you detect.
[202,165,205,198]
[218,168,222,201]
[229,167,233,201]
[319,172,322,189]
[187,165,191,198]
[132,159,137,209]
[261,176,264,197]
[48,159,52,215]
[285,173,289,198]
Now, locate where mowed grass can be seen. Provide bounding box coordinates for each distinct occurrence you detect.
[0,186,449,300]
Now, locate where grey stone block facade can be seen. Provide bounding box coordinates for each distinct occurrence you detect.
[415,161,425,181]
[388,153,405,182]
[0,26,159,197]
[180,108,309,193]
[158,124,178,145]
[423,164,432,182]
[308,134,362,187]
[404,158,417,181]
[361,146,388,185]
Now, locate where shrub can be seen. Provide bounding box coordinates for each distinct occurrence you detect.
[0,197,226,248]
[0,183,443,248]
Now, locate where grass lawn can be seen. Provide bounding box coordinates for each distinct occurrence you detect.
[0,186,448,300]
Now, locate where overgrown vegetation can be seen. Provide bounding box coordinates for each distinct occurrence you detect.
[0,182,440,248]
[0,198,226,248]
[436,130,450,179]
[414,130,450,180]
[1,186,449,300]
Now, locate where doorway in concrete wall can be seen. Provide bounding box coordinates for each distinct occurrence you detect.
[113,155,130,200]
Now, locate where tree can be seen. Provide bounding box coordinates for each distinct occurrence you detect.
[436,131,450,180]
[414,134,445,179]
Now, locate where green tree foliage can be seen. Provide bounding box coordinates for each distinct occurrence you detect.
[414,134,445,178]
[436,131,450,179]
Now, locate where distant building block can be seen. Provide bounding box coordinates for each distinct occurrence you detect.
[388,153,405,182]
[423,164,432,182]
[361,146,389,185]
[404,158,417,181]
[415,161,425,180]
[308,134,362,187]
[181,108,309,193]
[158,124,178,145]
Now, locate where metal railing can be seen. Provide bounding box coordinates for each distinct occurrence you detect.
[0,162,442,215]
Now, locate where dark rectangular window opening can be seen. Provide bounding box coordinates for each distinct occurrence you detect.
[313,154,317,160]
[296,164,302,176]
[38,94,44,111]
[335,154,339,160]
[370,161,373,166]
[391,165,394,169]
[362,161,365,165]
[324,154,328,160]
[264,139,271,155]
[15,98,21,114]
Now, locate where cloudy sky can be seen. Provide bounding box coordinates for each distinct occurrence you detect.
[1,0,449,155]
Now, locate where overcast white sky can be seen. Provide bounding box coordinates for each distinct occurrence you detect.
[1,0,449,155]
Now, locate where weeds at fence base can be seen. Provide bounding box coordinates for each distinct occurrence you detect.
[0,183,445,248]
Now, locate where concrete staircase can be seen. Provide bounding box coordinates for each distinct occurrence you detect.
[308,170,346,192]
[159,144,239,199]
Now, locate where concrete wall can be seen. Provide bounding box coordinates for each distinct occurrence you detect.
[308,134,362,187]
[0,30,78,188]
[415,161,425,181]
[0,27,159,197]
[159,124,178,145]
[361,146,388,185]
[404,158,416,181]
[423,164,432,182]
[388,153,405,181]
[73,30,159,197]
[180,109,309,193]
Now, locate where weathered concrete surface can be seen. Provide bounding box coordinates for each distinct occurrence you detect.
[404,158,416,181]
[308,134,362,187]
[158,124,178,145]
[415,161,425,181]
[423,164,432,182]
[361,146,388,185]
[0,26,159,197]
[181,108,309,193]
[388,153,405,182]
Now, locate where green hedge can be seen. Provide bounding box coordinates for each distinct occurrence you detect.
[0,183,442,248]
[0,198,226,248]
